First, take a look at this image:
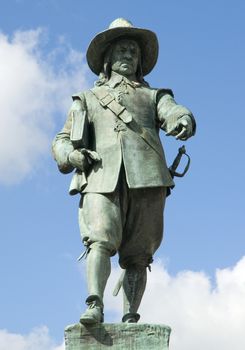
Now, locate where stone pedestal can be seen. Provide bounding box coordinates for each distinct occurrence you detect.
[65,323,171,350]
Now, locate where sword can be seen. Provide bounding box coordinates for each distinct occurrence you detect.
[169,145,191,178]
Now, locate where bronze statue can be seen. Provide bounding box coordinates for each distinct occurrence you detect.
[52,18,196,325]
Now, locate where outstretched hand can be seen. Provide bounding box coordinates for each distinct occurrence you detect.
[166,115,193,141]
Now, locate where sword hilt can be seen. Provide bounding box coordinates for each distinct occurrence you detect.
[169,146,191,178]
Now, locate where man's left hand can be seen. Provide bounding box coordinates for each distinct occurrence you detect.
[166,115,193,140]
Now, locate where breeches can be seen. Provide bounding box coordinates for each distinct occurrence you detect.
[78,170,166,269]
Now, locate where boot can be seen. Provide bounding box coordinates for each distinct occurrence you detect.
[122,265,147,323]
[80,245,111,324]
[80,295,104,324]
[86,246,111,299]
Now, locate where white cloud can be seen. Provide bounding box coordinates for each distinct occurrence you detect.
[0,28,89,184]
[1,258,244,350]
[104,256,245,350]
[0,327,64,350]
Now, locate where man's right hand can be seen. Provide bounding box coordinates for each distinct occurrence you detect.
[68,149,89,172]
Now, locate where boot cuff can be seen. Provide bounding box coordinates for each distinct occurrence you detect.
[122,312,140,323]
[86,295,104,308]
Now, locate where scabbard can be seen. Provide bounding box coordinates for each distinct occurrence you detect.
[113,270,126,296]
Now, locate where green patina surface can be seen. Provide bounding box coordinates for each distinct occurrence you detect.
[53,18,195,327]
[65,323,171,350]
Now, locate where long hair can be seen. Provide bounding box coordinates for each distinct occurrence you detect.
[95,39,149,87]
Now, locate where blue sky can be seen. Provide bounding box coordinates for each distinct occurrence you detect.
[0,1,244,349]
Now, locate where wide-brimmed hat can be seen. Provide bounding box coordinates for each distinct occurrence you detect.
[86,18,159,76]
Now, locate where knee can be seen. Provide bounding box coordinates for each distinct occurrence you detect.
[119,254,153,270]
[83,237,117,257]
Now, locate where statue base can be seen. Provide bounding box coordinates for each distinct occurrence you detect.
[65,323,171,350]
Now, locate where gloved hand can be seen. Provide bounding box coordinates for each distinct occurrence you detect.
[68,149,101,172]
[166,115,193,140]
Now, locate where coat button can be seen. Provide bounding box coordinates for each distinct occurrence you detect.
[114,121,126,132]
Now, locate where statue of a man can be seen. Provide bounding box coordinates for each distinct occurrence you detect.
[52,18,196,325]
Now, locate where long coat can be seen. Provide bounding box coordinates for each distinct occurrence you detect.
[52,73,195,194]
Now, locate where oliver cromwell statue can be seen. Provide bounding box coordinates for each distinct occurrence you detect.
[52,18,196,325]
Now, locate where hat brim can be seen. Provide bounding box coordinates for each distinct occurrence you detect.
[86,27,158,76]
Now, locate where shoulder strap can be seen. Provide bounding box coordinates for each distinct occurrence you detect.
[91,86,163,159]
[91,86,132,123]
